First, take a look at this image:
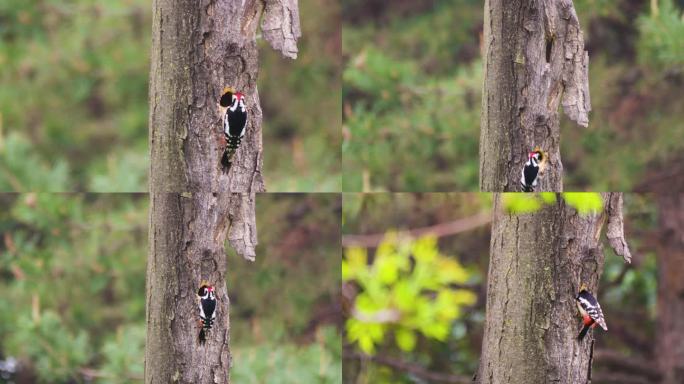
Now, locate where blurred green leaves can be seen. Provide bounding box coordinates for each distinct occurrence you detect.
[343,2,483,191]
[0,133,70,191]
[231,327,341,384]
[99,324,145,383]
[0,194,147,382]
[6,311,90,382]
[503,192,604,215]
[343,236,476,354]
[637,0,684,69]
[0,0,150,191]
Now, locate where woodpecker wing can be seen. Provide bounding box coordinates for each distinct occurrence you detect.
[227,109,247,138]
[524,161,539,185]
[203,296,217,320]
[198,299,207,321]
[577,291,607,331]
[520,159,540,191]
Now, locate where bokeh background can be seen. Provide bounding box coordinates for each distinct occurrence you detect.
[0,194,342,383]
[342,193,667,383]
[342,0,684,191]
[0,0,340,192]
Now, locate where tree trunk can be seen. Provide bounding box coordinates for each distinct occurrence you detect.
[477,193,629,384]
[145,192,257,383]
[479,0,591,192]
[145,1,298,380]
[148,0,300,192]
[656,194,684,384]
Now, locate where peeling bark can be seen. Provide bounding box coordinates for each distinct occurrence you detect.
[148,0,300,193]
[604,193,632,263]
[145,192,257,384]
[479,0,591,192]
[477,193,626,384]
[262,0,301,59]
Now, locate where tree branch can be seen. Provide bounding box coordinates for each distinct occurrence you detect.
[342,213,491,248]
[590,372,655,384]
[594,349,662,382]
[343,350,472,384]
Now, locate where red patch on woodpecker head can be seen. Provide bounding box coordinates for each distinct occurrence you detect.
[208,286,214,292]
[528,152,535,159]
[235,92,244,101]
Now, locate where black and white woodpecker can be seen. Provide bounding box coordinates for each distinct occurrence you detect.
[197,283,217,345]
[520,147,548,192]
[575,284,608,341]
[219,86,248,169]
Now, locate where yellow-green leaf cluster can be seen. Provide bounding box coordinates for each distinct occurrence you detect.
[343,235,476,354]
[503,193,603,216]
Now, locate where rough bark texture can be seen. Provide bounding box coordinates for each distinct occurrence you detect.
[479,0,591,192]
[145,193,258,384]
[656,194,684,384]
[148,0,300,193]
[477,193,628,384]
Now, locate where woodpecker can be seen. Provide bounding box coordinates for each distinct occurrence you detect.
[219,86,248,169]
[197,283,217,345]
[520,147,547,192]
[575,284,607,341]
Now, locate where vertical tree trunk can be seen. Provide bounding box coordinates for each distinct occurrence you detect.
[479,0,591,192]
[656,194,684,384]
[148,0,300,192]
[477,193,629,384]
[145,193,257,383]
[146,1,299,381]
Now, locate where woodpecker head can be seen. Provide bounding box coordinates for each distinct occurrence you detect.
[198,284,215,299]
[576,283,588,299]
[232,92,245,110]
[220,87,236,108]
[528,147,545,162]
[220,86,246,111]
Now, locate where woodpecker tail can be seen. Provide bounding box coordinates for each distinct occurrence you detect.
[577,324,591,341]
[199,328,207,345]
[221,136,242,171]
[521,183,534,192]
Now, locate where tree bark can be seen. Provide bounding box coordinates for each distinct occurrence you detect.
[477,193,629,384]
[655,194,684,384]
[145,192,257,384]
[148,0,300,193]
[479,0,591,192]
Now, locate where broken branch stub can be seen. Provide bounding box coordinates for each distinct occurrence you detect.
[261,0,301,59]
[604,193,632,264]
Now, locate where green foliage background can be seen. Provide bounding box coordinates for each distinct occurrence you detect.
[342,193,658,383]
[0,194,342,383]
[0,0,340,192]
[342,0,684,191]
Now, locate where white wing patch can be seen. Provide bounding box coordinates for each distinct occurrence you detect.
[578,295,607,330]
